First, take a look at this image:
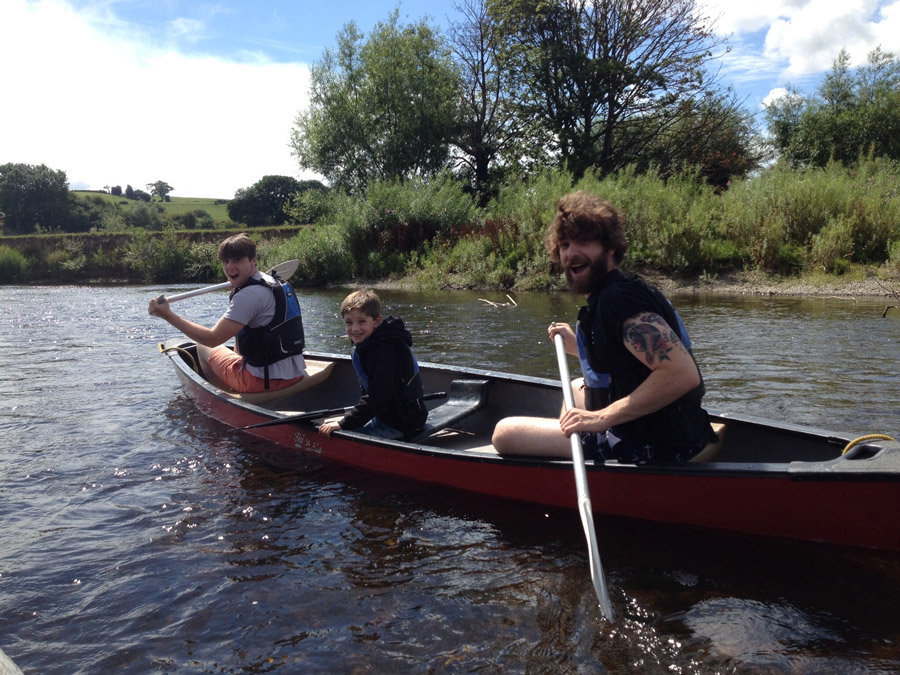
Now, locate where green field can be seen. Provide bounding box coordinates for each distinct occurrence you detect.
[72,190,231,222]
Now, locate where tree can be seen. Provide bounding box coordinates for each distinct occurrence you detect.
[292,11,462,193]
[147,180,174,201]
[488,0,731,179]
[0,163,70,234]
[636,90,764,188]
[448,0,524,204]
[766,47,900,167]
[227,175,325,226]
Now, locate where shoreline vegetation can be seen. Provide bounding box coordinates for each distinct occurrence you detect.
[372,266,900,300]
[1,164,898,303]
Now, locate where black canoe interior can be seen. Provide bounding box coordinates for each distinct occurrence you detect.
[164,343,881,466]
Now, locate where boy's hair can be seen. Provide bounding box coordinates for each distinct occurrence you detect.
[544,191,628,264]
[340,289,381,319]
[217,233,257,262]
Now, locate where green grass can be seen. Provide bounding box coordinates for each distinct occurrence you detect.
[72,191,231,221]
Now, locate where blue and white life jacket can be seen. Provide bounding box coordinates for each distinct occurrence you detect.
[232,274,305,387]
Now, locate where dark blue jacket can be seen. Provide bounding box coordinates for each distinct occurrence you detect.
[342,315,427,436]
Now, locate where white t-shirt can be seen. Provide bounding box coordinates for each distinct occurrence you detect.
[222,272,307,380]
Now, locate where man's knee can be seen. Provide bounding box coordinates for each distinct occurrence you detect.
[571,377,586,409]
[491,418,515,450]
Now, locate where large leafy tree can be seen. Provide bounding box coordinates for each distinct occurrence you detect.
[487,0,732,179]
[636,90,764,188]
[291,11,461,193]
[0,163,70,234]
[228,175,325,226]
[766,47,900,167]
[146,180,175,201]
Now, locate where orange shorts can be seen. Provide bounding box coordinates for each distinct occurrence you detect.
[207,346,303,393]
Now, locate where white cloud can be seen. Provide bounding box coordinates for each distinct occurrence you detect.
[699,0,900,106]
[699,0,795,35]
[761,86,791,106]
[704,0,900,76]
[0,0,313,198]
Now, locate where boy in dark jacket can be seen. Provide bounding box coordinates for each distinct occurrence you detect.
[319,289,428,440]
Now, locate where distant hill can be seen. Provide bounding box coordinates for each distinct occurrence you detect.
[71,191,231,222]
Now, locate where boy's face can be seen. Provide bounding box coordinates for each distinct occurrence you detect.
[221,255,258,288]
[343,308,381,345]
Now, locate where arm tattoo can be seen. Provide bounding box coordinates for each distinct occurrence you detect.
[622,312,680,366]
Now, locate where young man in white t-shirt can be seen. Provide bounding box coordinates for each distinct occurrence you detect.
[149,233,307,392]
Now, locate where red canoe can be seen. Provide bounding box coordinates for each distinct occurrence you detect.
[160,338,900,552]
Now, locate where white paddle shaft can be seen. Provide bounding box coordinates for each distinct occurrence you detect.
[156,259,300,304]
[554,333,615,621]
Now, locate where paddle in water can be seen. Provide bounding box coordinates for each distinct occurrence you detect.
[554,333,614,621]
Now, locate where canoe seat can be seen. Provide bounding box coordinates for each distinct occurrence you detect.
[690,422,727,463]
[411,379,489,442]
[222,359,335,405]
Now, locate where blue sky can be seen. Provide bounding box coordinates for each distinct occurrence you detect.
[2,0,899,198]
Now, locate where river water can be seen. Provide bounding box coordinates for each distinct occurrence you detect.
[1,284,898,674]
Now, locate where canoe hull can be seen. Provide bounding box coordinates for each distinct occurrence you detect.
[165,342,900,552]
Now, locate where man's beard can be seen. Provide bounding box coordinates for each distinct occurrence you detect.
[565,254,609,295]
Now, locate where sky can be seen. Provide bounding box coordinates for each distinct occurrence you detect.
[2,0,899,199]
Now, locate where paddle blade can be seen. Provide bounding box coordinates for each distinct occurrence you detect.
[268,259,299,281]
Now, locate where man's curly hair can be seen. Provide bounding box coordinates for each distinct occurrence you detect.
[544,191,628,264]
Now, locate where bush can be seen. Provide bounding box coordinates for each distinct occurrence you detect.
[773,242,806,275]
[810,215,855,274]
[289,189,330,224]
[183,241,220,282]
[124,228,193,282]
[889,239,900,276]
[124,203,166,230]
[0,245,27,282]
[265,224,354,285]
[172,209,214,230]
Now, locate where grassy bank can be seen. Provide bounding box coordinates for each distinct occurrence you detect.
[0,226,302,283]
[71,191,231,222]
[2,161,899,296]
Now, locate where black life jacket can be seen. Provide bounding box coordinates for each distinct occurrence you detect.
[579,271,709,451]
[232,273,305,388]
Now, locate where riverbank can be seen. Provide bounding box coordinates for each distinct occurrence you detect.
[374,267,900,300]
[644,269,900,300]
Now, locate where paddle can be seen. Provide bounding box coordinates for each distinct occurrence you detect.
[239,391,448,430]
[156,259,300,304]
[554,333,614,621]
